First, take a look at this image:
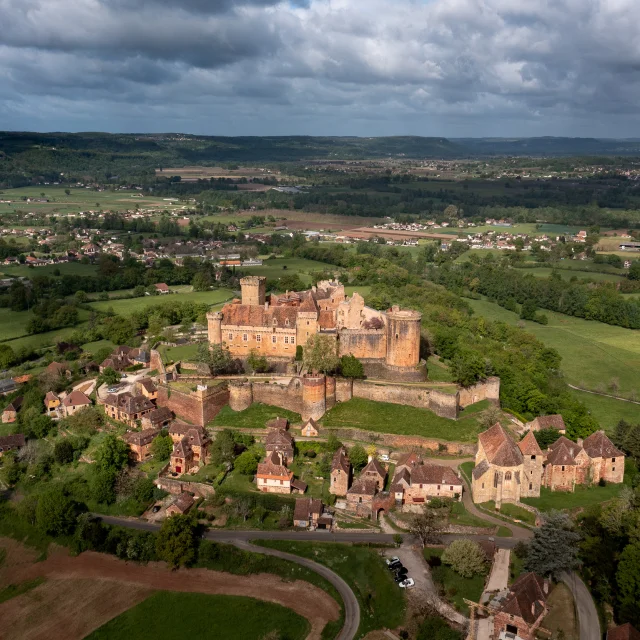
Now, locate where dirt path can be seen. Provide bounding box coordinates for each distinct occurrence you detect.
[1,543,339,640]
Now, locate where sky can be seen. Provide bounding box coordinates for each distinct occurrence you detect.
[2,0,640,137]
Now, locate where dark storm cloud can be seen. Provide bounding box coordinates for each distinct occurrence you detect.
[2,0,640,136]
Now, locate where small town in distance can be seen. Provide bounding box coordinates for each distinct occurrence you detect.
[0,141,639,640]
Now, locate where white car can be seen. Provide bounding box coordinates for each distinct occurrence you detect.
[380,454,390,462]
[399,578,415,589]
[386,556,400,566]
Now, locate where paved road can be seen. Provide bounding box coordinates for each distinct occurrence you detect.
[561,571,601,640]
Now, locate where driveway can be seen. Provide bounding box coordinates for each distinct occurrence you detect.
[484,548,510,594]
[561,572,600,640]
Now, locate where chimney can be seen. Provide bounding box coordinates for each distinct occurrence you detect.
[543,580,549,594]
[368,455,373,463]
[577,438,583,447]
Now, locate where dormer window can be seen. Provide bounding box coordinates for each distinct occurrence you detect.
[273,319,277,326]
[285,319,289,326]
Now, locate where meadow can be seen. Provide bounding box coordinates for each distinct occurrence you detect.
[0,262,98,278]
[87,592,309,640]
[240,257,339,284]
[467,298,640,428]
[513,266,624,283]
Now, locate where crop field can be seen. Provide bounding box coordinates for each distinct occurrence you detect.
[0,186,188,217]
[87,287,235,314]
[88,593,310,640]
[468,298,640,428]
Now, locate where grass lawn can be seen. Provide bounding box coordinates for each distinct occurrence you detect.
[424,547,486,615]
[448,501,494,530]
[2,321,89,353]
[513,266,624,283]
[157,343,200,363]
[81,339,116,356]
[211,403,302,429]
[467,298,640,418]
[87,288,234,314]
[256,540,405,638]
[0,262,98,279]
[540,583,579,640]
[479,501,536,525]
[569,389,640,431]
[427,359,456,383]
[87,592,309,640]
[241,258,338,285]
[521,483,625,512]
[321,398,486,443]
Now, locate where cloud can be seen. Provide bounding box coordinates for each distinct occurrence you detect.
[1,0,640,135]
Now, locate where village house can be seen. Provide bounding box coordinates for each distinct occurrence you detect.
[141,406,173,430]
[0,379,17,396]
[44,391,61,416]
[168,424,210,475]
[492,573,551,640]
[360,456,387,490]
[100,346,150,372]
[124,428,160,462]
[256,451,294,494]
[390,454,463,507]
[138,378,157,401]
[103,392,155,427]
[2,396,22,423]
[472,425,543,506]
[525,414,566,434]
[0,433,25,456]
[46,361,71,379]
[265,427,295,465]
[301,417,319,437]
[330,447,351,496]
[154,282,170,294]
[61,390,92,417]
[166,492,195,517]
[346,478,377,516]
[293,498,332,529]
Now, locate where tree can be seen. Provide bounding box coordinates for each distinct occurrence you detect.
[520,299,538,321]
[348,444,368,471]
[61,406,103,436]
[303,334,339,374]
[480,406,502,430]
[532,428,561,449]
[150,434,173,461]
[616,542,640,627]
[90,468,118,504]
[450,350,485,387]
[156,513,197,569]
[74,290,88,303]
[525,511,581,579]
[209,430,237,467]
[247,349,269,373]
[35,487,77,536]
[53,439,75,464]
[340,354,365,379]
[95,434,130,473]
[326,434,343,453]
[234,450,260,475]
[202,343,232,375]
[0,344,15,369]
[409,506,444,548]
[98,367,120,386]
[441,539,488,578]
[628,261,640,281]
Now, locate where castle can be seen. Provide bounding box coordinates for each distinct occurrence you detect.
[207,277,425,381]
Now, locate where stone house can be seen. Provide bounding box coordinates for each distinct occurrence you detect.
[170,438,194,475]
[525,414,566,434]
[346,478,377,516]
[390,457,463,507]
[492,572,550,640]
[61,390,92,417]
[169,425,209,475]
[166,492,195,517]
[582,430,625,484]
[44,391,61,416]
[471,424,543,506]
[330,447,351,496]
[301,418,319,437]
[138,378,157,401]
[360,457,387,490]
[46,361,71,379]
[124,428,160,462]
[293,498,331,529]
[141,406,173,430]
[265,428,294,465]
[0,433,25,456]
[2,396,22,423]
[256,451,293,494]
[103,392,155,427]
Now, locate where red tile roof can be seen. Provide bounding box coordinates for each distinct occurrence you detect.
[478,423,523,467]
[530,414,566,431]
[498,573,549,624]
[62,390,92,407]
[583,431,624,459]
[518,431,543,456]
[608,624,640,640]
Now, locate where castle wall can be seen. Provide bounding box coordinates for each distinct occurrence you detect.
[252,379,304,415]
[325,376,336,410]
[458,377,500,407]
[338,329,387,360]
[224,327,297,359]
[302,375,326,422]
[385,309,421,369]
[157,383,229,426]
[229,380,253,411]
[241,276,266,306]
[207,312,222,345]
[336,378,353,403]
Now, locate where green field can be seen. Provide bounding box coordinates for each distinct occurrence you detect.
[257,540,405,637]
[479,501,536,525]
[467,298,640,426]
[569,389,640,429]
[513,266,624,283]
[0,262,99,278]
[87,592,309,640]
[321,397,488,442]
[87,287,234,314]
[211,403,302,429]
[424,547,486,615]
[157,343,200,362]
[240,257,338,285]
[521,482,626,512]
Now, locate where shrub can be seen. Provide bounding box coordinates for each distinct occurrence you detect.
[441,539,487,578]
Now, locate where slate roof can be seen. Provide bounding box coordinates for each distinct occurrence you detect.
[347,478,377,496]
[291,479,308,492]
[331,447,351,474]
[0,379,17,393]
[498,573,549,624]
[472,459,490,479]
[0,433,26,449]
[583,431,624,459]
[478,423,523,467]
[145,406,173,425]
[518,431,543,456]
[124,428,160,446]
[294,497,322,522]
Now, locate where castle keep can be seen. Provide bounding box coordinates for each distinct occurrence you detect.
[207,277,425,381]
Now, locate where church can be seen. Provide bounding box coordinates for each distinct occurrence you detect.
[207,276,425,381]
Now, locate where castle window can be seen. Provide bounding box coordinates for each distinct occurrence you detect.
[531,455,536,460]
[482,483,484,488]
[291,336,295,344]
[612,457,616,462]
[505,472,512,481]
[561,465,565,471]
[613,466,616,472]
[395,333,399,339]
[494,472,499,488]
[243,334,248,341]
[437,485,441,490]
[285,319,289,326]
[272,336,277,343]
[228,333,233,341]
[529,483,533,490]
[307,321,310,325]
[450,486,453,491]
[273,319,277,325]
[256,334,261,342]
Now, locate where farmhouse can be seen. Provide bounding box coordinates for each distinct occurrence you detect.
[207,277,424,381]
[256,451,294,494]
[154,283,170,294]
[390,455,462,506]
[103,392,155,427]
[124,428,160,462]
[61,390,92,416]
[166,492,195,516]
[2,396,22,423]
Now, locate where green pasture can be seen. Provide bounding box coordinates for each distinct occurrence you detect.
[467,299,640,421]
[0,262,98,278]
[211,403,302,429]
[568,390,640,432]
[513,266,624,283]
[87,287,234,314]
[521,481,627,512]
[157,343,200,362]
[240,257,338,285]
[87,592,309,640]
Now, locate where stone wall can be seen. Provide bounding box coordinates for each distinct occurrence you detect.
[252,378,304,415]
[156,476,216,498]
[338,329,387,360]
[157,382,229,426]
[458,376,500,407]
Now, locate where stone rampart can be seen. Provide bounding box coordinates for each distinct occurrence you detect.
[156,476,216,498]
[157,382,229,426]
[458,376,500,407]
[252,378,304,415]
[338,329,387,360]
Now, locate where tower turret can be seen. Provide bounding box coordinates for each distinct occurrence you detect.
[384,306,421,369]
[207,311,223,345]
[240,276,266,306]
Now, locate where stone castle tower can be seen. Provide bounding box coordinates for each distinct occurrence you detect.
[384,307,422,370]
[240,276,266,307]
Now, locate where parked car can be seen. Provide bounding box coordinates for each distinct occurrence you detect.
[394,571,409,582]
[399,578,415,589]
[385,556,400,566]
[387,561,403,571]
[380,454,390,462]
